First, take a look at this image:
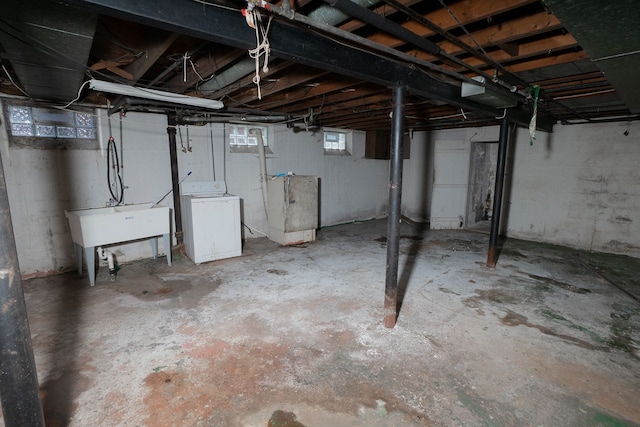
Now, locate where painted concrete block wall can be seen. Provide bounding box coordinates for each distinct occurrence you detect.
[222,124,389,236]
[401,127,499,227]
[401,132,434,223]
[505,122,640,257]
[0,109,185,276]
[0,103,390,276]
[402,122,639,257]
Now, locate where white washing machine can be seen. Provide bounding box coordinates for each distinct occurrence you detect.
[180,181,242,264]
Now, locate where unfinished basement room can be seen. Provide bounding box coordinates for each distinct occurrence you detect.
[0,0,639,426]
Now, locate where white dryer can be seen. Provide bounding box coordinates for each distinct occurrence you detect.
[180,181,242,264]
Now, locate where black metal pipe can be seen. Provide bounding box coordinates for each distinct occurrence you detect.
[384,85,406,328]
[324,0,441,55]
[0,153,45,426]
[487,114,510,267]
[166,122,184,253]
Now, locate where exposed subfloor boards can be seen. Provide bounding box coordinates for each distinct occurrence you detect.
[5,219,640,426]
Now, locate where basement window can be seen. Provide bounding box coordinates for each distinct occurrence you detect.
[228,123,271,153]
[323,129,351,155]
[4,103,98,149]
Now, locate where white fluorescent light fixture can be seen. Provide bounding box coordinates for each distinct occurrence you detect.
[88,79,224,110]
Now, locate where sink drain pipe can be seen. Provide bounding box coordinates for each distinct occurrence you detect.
[97,246,117,281]
[0,152,45,426]
[384,85,406,329]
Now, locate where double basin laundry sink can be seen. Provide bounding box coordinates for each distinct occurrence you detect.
[65,203,171,286]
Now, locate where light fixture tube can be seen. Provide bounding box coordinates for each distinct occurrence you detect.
[88,79,224,110]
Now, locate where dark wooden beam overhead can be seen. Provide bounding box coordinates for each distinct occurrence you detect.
[63,0,554,131]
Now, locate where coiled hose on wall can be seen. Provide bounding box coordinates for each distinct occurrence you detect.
[107,136,124,204]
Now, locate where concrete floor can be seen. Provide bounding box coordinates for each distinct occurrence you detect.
[2,219,640,426]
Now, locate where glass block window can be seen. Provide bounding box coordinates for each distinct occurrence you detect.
[7,105,95,140]
[35,124,56,137]
[229,124,268,147]
[9,106,32,123]
[56,126,76,138]
[324,130,347,150]
[11,123,35,137]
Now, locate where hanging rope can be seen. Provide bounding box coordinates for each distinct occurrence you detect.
[528,85,541,146]
[243,7,273,100]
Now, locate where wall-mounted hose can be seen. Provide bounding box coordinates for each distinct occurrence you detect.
[107,136,124,205]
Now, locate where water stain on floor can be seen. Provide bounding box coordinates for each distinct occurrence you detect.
[462,288,520,315]
[268,410,307,427]
[499,310,609,352]
[527,273,592,294]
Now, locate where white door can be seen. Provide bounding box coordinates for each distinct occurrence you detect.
[430,140,470,229]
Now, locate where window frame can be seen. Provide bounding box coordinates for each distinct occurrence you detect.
[323,128,352,156]
[3,101,99,150]
[228,123,272,154]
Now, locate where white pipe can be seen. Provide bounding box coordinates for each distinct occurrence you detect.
[251,128,269,217]
[97,246,116,281]
[96,109,106,157]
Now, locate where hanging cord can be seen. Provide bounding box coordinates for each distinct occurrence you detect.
[119,111,125,203]
[178,126,187,153]
[243,7,273,100]
[528,85,541,145]
[106,114,124,205]
[106,137,124,205]
[183,51,205,82]
[209,121,217,180]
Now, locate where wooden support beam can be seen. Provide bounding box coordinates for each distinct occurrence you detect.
[125,32,179,83]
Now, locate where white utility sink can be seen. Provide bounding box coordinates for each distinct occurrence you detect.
[65,203,172,286]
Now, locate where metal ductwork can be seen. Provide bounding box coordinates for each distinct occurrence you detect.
[0,0,97,102]
[307,0,380,25]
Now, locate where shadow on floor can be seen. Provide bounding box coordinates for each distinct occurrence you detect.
[39,275,88,427]
[396,220,429,322]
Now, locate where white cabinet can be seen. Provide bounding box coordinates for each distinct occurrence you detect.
[267,175,318,245]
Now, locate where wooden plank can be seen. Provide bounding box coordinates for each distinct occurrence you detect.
[125,32,179,82]
[167,48,245,92]
[408,12,564,62]
[366,0,538,48]
[249,78,365,110]
[226,68,331,107]
[455,34,580,68]
[504,50,589,73]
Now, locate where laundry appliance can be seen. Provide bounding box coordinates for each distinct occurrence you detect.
[180,181,242,264]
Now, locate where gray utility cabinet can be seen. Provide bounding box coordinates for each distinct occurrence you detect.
[267,175,318,245]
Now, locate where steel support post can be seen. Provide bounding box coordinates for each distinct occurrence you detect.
[486,115,510,267]
[167,123,184,253]
[0,152,45,427]
[384,85,406,328]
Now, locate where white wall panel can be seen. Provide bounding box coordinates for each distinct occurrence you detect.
[0,103,389,275]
